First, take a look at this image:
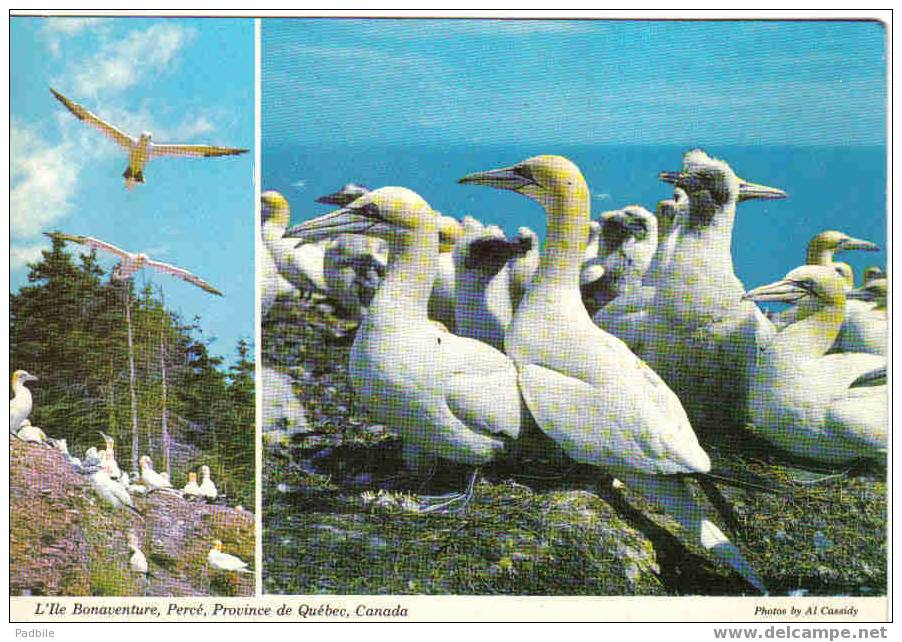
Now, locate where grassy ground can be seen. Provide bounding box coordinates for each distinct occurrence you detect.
[10,440,254,597]
[262,296,886,596]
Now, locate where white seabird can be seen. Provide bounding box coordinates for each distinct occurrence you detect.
[323,234,389,320]
[744,265,886,463]
[16,419,48,444]
[207,540,252,573]
[45,232,223,296]
[129,544,149,575]
[183,471,202,498]
[830,278,887,356]
[459,154,765,592]
[50,88,248,190]
[139,455,174,491]
[261,191,330,297]
[88,468,142,516]
[453,217,532,350]
[198,465,218,501]
[287,187,524,509]
[645,149,787,436]
[9,370,38,436]
[507,226,540,310]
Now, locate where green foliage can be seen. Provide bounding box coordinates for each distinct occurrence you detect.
[10,239,254,508]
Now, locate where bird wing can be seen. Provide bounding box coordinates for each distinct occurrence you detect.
[439,333,523,441]
[44,232,132,261]
[50,88,135,149]
[143,258,223,296]
[517,360,709,476]
[148,143,249,159]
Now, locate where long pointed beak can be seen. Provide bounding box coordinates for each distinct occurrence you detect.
[839,237,880,253]
[737,180,787,202]
[26,374,38,382]
[284,208,380,242]
[458,166,532,191]
[742,279,806,304]
[97,431,112,441]
[846,287,879,303]
[658,171,681,185]
[315,191,349,206]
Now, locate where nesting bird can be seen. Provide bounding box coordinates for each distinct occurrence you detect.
[641,149,786,436]
[50,88,247,190]
[198,465,218,501]
[261,191,329,297]
[744,265,886,464]
[139,456,173,491]
[183,471,201,498]
[9,370,38,436]
[15,419,48,444]
[323,234,389,321]
[87,468,142,516]
[288,187,525,510]
[207,540,252,573]
[459,154,765,592]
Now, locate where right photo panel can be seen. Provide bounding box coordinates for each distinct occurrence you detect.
[260,18,887,598]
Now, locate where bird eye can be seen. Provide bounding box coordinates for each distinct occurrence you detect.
[513,165,536,184]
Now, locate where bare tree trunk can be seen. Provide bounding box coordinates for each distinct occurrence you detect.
[160,297,171,477]
[125,287,140,474]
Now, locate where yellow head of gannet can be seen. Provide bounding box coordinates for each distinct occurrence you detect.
[805,230,879,266]
[183,471,201,497]
[9,370,38,435]
[261,190,291,229]
[744,265,886,463]
[460,154,765,593]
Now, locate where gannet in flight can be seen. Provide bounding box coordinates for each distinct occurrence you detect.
[744,265,886,463]
[507,226,540,310]
[198,465,218,501]
[44,232,223,296]
[50,88,248,190]
[9,370,38,436]
[459,154,765,592]
[288,187,525,510]
[643,149,786,436]
[453,217,532,350]
[183,471,202,498]
[207,540,252,573]
[139,455,174,491]
[582,205,658,317]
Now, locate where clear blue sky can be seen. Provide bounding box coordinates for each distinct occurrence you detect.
[10,17,255,364]
[263,19,886,147]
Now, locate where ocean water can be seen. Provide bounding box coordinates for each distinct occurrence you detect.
[262,144,887,294]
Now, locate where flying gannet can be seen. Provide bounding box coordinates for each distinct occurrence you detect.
[641,149,786,437]
[459,154,765,593]
[261,191,330,296]
[207,540,252,573]
[744,265,886,463]
[287,187,525,511]
[453,217,532,350]
[9,370,38,436]
[582,205,658,317]
[50,88,247,190]
[198,465,218,501]
[45,232,223,296]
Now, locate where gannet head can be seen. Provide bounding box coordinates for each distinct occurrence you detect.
[261,190,291,228]
[832,262,855,289]
[211,539,224,552]
[97,430,115,449]
[139,131,152,142]
[188,472,198,483]
[847,278,887,309]
[807,230,880,262]
[201,464,211,478]
[458,155,589,206]
[743,265,846,313]
[139,455,153,470]
[315,183,371,206]
[863,266,886,285]
[659,150,786,223]
[454,221,530,272]
[11,370,38,389]
[599,205,658,255]
[285,186,462,249]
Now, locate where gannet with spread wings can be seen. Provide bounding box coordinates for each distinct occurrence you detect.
[50,88,248,190]
[45,232,223,296]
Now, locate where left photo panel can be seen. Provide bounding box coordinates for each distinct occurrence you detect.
[10,17,256,596]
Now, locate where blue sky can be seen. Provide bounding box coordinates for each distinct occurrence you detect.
[10,17,255,363]
[263,19,886,147]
